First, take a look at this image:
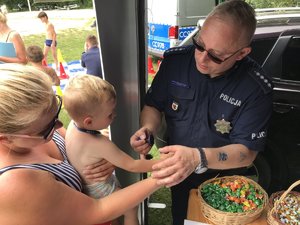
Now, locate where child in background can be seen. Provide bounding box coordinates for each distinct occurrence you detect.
[26,45,60,86]
[37,11,58,71]
[63,74,166,225]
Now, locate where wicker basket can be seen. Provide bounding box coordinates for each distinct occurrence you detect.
[198,175,268,225]
[267,180,300,225]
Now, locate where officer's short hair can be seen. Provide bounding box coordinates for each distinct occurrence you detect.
[207,0,256,45]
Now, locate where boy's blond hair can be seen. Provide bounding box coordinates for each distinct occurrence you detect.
[64,74,116,121]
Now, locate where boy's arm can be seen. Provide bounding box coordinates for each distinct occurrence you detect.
[49,23,56,42]
[94,139,161,173]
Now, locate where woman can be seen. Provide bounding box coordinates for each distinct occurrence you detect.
[0,63,161,225]
[0,11,27,64]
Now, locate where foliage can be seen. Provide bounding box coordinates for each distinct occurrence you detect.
[23,25,96,64]
[246,0,299,8]
[0,0,88,11]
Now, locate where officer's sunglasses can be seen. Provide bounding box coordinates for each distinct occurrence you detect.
[0,95,63,141]
[192,34,244,64]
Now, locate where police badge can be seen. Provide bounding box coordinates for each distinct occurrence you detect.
[214,119,232,134]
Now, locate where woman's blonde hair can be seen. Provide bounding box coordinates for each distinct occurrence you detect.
[0,63,54,133]
[64,74,116,121]
[0,11,7,23]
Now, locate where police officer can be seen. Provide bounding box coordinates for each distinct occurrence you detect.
[130,1,273,225]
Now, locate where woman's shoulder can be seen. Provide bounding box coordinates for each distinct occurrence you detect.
[6,30,21,41]
[0,169,55,198]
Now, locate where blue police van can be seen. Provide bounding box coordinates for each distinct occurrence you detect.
[147,0,220,58]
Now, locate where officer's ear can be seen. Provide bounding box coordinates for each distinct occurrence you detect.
[236,46,251,61]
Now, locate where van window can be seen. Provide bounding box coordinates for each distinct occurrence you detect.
[282,37,300,81]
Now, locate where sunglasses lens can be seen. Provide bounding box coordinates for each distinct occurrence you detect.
[193,36,223,64]
[193,38,205,52]
[208,54,222,64]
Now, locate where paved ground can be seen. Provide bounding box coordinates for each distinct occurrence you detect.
[6,9,95,36]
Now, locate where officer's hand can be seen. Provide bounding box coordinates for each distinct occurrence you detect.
[130,127,153,155]
[151,145,198,187]
[82,159,115,183]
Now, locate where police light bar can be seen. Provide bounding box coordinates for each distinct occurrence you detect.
[168,26,179,39]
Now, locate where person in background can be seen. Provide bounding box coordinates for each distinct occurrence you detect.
[37,11,58,71]
[81,34,103,78]
[0,63,163,225]
[26,45,60,86]
[130,1,273,224]
[64,74,167,225]
[0,10,27,64]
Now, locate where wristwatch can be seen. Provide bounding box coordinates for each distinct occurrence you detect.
[194,147,208,174]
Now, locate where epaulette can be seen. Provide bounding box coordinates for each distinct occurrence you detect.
[163,46,191,58]
[248,65,273,94]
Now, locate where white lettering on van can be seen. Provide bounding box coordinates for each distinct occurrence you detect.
[179,30,192,38]
[152,41,165,49]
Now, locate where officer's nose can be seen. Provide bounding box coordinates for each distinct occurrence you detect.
[196,49,210,63]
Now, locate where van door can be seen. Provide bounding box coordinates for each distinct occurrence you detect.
[148,0,216,58]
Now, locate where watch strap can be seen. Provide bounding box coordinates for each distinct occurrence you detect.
[194,147,208,174]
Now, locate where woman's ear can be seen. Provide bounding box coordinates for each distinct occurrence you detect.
[0,135,10,144]
[236,46,252,61]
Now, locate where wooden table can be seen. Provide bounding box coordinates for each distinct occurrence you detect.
[187,189,268,225]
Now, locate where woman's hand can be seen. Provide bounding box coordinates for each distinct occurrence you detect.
[82,159,115,183]
[151,145,199,187]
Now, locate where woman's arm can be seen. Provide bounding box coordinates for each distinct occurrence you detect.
[0,32,27,64]
[0,169,160,225]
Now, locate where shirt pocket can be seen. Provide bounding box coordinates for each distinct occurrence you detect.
[165,85,195,123]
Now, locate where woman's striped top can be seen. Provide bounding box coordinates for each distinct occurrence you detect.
[0,131,82,192]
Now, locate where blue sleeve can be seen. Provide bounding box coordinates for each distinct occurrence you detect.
[81,53,86,68]
[230,91,273,151]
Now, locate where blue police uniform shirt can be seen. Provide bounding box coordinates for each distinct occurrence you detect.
[81,46,103,78]
[145,45,273,151]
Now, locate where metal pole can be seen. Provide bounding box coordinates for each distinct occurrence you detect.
[27,0,32,11]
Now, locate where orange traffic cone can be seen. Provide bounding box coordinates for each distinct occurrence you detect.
[148,56,155,74]
[42,58,48,67]
[59,62,69,80]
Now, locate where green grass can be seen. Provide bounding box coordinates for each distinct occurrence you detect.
[23,19,96,64]
[23,25,172,225]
